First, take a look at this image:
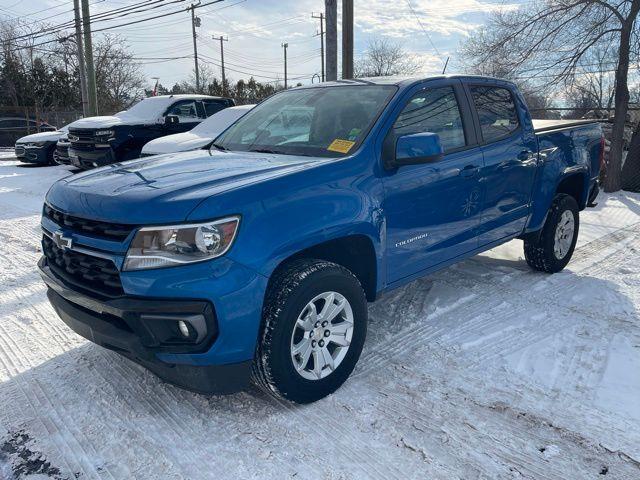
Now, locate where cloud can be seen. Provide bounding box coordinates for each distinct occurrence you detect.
[355,0,518,37]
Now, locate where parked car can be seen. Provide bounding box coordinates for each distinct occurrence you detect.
[1,117,56,147]
[66,95,235,169]
[39,76,603,403]
[15,126,68,165]
[53,133,70,165]
[141,104,255,156]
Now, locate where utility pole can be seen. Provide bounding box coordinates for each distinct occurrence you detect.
[341,0,354,79]
[73,0,88,116]
[282,42,288,89]
[190,3,201,92]
[213,35,228,95]
[325,0,337,81]
[81,0,98,115]
[312,12,325,82]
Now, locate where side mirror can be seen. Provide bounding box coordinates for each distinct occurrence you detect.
[165,114,179,125]
[393,132,444,167]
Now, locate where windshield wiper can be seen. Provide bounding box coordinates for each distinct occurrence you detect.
[211,142,227,151]
[249,148,285,154]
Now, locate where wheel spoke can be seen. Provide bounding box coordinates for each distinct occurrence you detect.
[321,347,335,371]
[328,332,350,347]
[296,303,317,331]
[319,293,345,322]
[293,339,313,371]
[329,321,351,335]
[312,350,325,379]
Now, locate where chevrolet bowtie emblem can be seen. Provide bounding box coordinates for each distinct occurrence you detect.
[52,231,73,250]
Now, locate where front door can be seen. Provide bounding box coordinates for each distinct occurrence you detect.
[383,82,484,285]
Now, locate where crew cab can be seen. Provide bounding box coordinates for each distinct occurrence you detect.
[66,95,234,169]
[39,76,603,403]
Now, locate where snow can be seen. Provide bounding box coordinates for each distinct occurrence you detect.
[1,159,640,479]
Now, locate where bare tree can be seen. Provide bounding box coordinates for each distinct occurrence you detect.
[93,35,145,113]
[460,0,640,192]
[355,38,420,78]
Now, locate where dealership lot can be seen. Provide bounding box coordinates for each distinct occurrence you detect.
[1,156,639,479]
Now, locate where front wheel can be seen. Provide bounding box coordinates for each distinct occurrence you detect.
[524,194,579,273]
[252,259,367,404]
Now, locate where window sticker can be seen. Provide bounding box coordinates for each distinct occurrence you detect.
[347,128,362,141]
[327,139,356,154]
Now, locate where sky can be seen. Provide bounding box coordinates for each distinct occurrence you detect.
[0,0,518,89]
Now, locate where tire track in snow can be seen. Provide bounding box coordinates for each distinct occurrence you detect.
[353,221,640,379]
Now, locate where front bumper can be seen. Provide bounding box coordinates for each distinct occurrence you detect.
[15,144,50,164]
[68,146,115,169]
[54,144,71,165]
[39,258,253,394]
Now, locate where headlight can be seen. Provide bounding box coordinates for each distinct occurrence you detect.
[26,141,47,147]
[95,129,114,137]
[123,216,240,271]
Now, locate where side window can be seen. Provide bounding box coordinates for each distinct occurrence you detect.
[470,86,519,142]
[393,86,466,152]
[203,100,227,117]
[167,100,200,122]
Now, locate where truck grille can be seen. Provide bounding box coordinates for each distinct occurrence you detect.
[42,235,124,297]
[44,204,133,242]
[68,129,96,150]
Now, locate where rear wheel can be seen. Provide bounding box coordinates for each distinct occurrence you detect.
[524,194,579,273]
[252,259,367,404]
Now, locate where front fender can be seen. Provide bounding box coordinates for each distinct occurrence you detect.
[188,154,384,284]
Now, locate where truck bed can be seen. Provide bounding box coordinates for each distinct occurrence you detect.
[532,119,600,134]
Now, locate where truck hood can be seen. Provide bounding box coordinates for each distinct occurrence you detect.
[16,130,66,144]
[141,131,210,155]
[67,115,141,129]
[46,150,320,224]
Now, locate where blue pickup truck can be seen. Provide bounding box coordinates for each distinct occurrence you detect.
[39,76,603,403]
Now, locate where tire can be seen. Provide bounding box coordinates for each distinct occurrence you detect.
[524,194,579,273]
[252,259,367,404]
[46,145,56,166]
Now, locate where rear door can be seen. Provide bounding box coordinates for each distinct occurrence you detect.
[383,80,484,284]
[467,83,538,245]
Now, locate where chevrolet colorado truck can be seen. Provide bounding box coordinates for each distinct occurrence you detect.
[39,76,603,403]
[66,94,234,169]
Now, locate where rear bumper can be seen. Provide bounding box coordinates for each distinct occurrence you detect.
[68,147,116,169]
[39,258,252,394]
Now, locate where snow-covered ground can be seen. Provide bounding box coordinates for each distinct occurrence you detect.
[0,157,639,479]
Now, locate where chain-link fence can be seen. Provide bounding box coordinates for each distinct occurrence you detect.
[0,107,82,147]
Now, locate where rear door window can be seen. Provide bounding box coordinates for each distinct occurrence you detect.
[203,100,229,117]
[470,86,520,142]
[392,86,466,152]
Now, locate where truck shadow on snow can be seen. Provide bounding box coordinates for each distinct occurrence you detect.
[0,254,637,479]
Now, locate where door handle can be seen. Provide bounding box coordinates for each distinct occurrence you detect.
[460,165,480,178]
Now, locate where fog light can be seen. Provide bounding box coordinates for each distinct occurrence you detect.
[92,162,98,167]
[178,320,190,338]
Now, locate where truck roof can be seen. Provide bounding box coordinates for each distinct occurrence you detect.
[298,74,516,89]
[150,94,231,101]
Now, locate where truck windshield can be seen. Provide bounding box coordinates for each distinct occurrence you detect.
[215,85,396,158]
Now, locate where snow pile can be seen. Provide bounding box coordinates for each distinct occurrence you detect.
[0,160,639,479]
